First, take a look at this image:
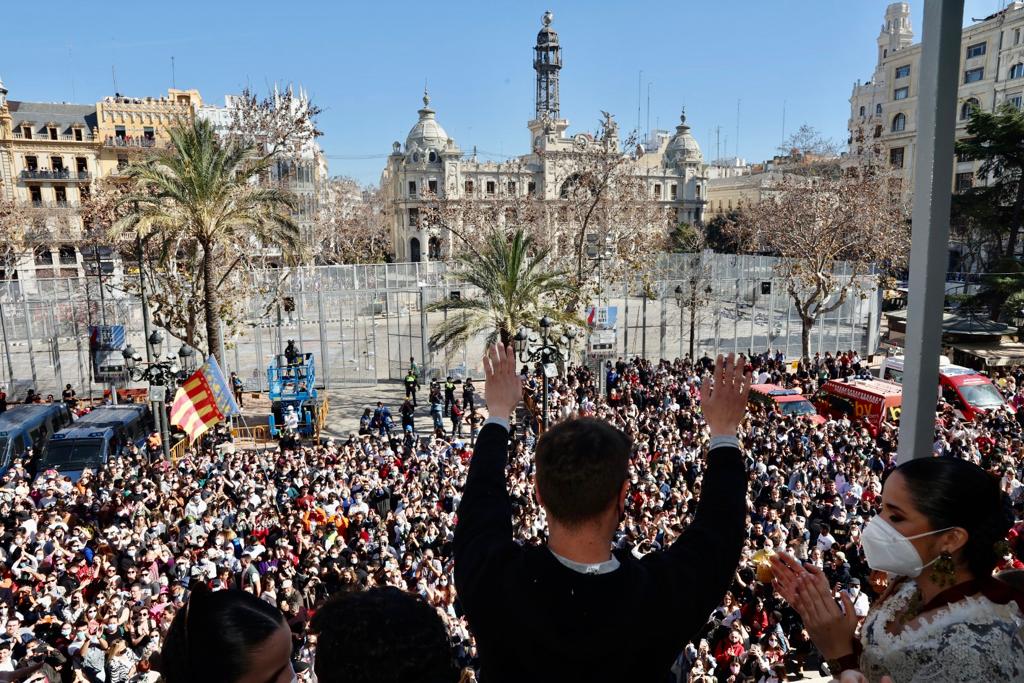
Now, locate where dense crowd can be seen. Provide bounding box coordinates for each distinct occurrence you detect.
[0,350,1019,682]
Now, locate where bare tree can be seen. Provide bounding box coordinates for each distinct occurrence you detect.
[728,162,909,359]
[227,85,323,161]
[0,191,49,274]
[777,123,840,160]
[311,177,392,264]
[544,115,671,310]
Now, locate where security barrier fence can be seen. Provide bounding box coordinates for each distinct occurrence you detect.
[0,254,880,397]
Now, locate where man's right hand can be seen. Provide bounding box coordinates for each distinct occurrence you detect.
[482,343,520,419]
[699,353,752,437]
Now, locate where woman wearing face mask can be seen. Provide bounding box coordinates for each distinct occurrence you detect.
[771,457,1022,682]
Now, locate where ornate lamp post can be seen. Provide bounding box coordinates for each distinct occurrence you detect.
[123,334,178,460]
[513,316,575,430]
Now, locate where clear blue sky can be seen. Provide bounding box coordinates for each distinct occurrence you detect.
[1,0,1004,185]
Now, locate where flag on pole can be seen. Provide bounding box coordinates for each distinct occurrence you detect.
[170,355,240,442]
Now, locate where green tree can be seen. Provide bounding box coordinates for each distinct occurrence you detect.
[954,103,1024,320]
[113,118,300,362]
[426,228,581,353]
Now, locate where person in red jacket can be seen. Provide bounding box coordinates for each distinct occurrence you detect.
[714,628,746,665]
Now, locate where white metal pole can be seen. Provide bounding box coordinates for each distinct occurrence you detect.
[898,0,964,463]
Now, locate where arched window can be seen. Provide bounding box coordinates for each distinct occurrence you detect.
[410,237,421,263]
[428,236,442,260]
[891,113,906,132]
[960,98,980,120]
[1010,63,1024,80]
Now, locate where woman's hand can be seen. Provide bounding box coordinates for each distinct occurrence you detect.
[482,344,521,419]
[793,564,858,661]
[769,551,807,604]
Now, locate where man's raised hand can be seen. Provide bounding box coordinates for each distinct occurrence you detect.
[483,343,521,419]
[699,353,752,437]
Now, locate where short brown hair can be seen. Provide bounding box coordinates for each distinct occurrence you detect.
[535,418,631,525]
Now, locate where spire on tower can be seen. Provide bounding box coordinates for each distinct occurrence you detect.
[533,10,562,121]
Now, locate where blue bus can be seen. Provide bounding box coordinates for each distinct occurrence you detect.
[39,404,151,480]
[0,404,74,473]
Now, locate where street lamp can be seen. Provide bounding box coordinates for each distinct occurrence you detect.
[177,343,196,373]
[674,285,685,359]
[123,345,178,460]
[148,329,164,358]
[514,316,566,430]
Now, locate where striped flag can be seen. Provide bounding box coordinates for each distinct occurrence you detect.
[170,355,240,442]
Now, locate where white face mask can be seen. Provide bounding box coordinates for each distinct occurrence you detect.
[860,515,954,577]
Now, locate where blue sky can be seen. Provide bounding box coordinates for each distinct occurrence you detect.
[1,0,1005,185]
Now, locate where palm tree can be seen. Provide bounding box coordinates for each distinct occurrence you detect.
[113,118,299,362]
[427,228,581,353]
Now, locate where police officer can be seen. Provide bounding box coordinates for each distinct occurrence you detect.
[404,368,420,406]
[444,376,456,417]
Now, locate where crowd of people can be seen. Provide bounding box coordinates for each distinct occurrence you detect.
[0,349,1017,681]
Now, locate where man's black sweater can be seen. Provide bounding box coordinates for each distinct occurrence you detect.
[454,422,747,682]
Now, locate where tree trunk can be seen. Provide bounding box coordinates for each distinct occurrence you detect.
[801,316,814,361]
[1004,178,1024,262]
[202,243,221,363]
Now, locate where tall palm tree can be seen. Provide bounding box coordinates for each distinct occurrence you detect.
[427,228,581,353]
[113,118,299,362]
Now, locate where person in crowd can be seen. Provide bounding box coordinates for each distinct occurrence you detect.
[231,373,245,408]
[771,456,1022,681]
[462,378,476,412]
[160,587,295,683]
[450,398,464,438]
[310,587,461,683]
[429,382,445,433]
[444,376,457,416]
[61,384,77,410]
[453,346,750,680]
[405,368,420,406]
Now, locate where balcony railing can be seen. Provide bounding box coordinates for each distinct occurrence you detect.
[12,131,96,142]
[103,136,157,149]
[20,170,91,182]
[25,200,80,210]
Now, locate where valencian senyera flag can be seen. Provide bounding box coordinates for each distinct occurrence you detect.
[170,355,241,442]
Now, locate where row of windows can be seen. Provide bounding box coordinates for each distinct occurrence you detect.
[407,179,540,198]
[885,92,1019,135]
[858,103,884,117]
[23,184,88,204]
[18,125,88,141]
[22,155,90,174]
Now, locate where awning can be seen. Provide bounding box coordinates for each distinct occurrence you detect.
[951,342,1024,367]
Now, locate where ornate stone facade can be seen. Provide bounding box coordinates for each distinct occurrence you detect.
[380,12,707,262]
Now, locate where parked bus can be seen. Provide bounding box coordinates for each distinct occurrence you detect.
[38,405,151,481]
[748,384,826,424]
[879,356,1010,421]
[812,378,903,436]
[0,404,74,474]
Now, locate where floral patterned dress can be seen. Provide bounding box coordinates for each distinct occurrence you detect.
[859,578,1024,682]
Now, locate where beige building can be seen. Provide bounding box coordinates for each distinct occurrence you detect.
[848,2,1024,198]
[381,12,707,262]
[0,77,101,284]
[95,89,201,179]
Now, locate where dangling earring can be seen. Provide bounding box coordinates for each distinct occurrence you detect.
[931,551,957,588]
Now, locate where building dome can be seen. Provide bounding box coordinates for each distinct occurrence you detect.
[405,90,452,160]
[665,108,703,167]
